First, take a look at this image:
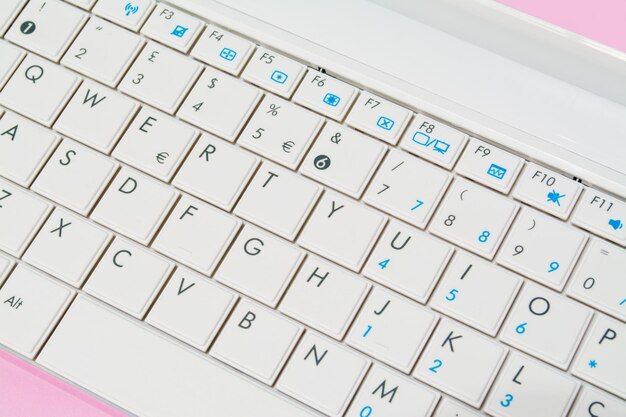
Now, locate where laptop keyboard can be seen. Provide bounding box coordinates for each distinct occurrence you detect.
[0,0,625,416]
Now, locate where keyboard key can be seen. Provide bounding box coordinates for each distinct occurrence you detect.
[146,266,237,351]
[277,331,370,417]
[500,283,592,369]
[569,385,626,417]
[91,166,179,244]
[141,3,202,52]
[65,0,97,10]
[294,70,358,121]
[0,264,74,358]
[299,191,386,271]
[92,0,155,32]
[279,255,370,339]
[0,254,15,286]
[191,24,255,75]
[434,398,483,417]
[346,286,438,372]
[430,251,522,336]
[38,295,318,417]
[364,148,452,229]
[242,47,306,98]
[346,91,412,145]
[455,138,524,193]
[300,122,387,198]
[0,0,26,36]
[513,162,583,219]
[497,207,588,291]
[363,219,453,304]
[484,352,579,417]
[83,237,174,318]
[23,208,111,287]
[573,188,626,246]
[0,40,25,90]
[210,298,303,385]
[414,319,507,407]
[62,16,144,87]
[430,178,519,259]
[6,0,87,62]
[173,133,259,211]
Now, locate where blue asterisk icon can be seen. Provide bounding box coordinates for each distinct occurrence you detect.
[547,189,566,206]
[588,359,598,369]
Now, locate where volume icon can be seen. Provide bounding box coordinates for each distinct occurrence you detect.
[124,3,139,16]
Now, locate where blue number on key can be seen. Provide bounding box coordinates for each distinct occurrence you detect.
[446,289,459,301]
[363,325,372,337]
[360,406,373,417]
[429,359,443,373]
[548,261,560,272]
[478,230,491,243]
[378,259,390,269]
[500,394,514,407]
[515,322,527,334]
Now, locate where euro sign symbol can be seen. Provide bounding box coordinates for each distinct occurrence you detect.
[156,152,169,164]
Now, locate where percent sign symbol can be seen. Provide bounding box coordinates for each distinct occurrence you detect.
[267,104,280,116]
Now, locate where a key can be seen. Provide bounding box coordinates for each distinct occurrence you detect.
[346,91,412,145]
[62,16,144,87]
[571,314,626,399]
[54,80,140,154]
[496,207,588,291]
[346,364,440,417]
[119,41,202,114]
[434,398,484,417]
[500,283,593,369]
[191,24,255,75]
[140,3,202,53]
[413,319,507,407]
[300,121,387,198]
[293,70,358,121]
[113,106,198,181]
[173,133,259,211]
[277,331,370,417]
[363,148,452,229]
[234,161,322,240]
[6,0,87,62]
[455,138,524,194]
[83,236,174,318]
[430,251,522,336]
[152,194,241,275]
[178,65,262,141]
[0,40,25,90]
[572,188,626,246]
[484,352,579,417]
[0,264,74,358]
[363,219,453,304]
[92,0,155,32]
[31,138,118,215]
[346,286,438,372]
[0,253,15,286]
[567,238,626,321]
[0,111,60,186]
[0,53,81,127]
[279,255,370,340]
[513,162,583,219]
[242,47,306,98]
[216,224,305,307]
[91,166,179,244]
[210,298,303,385]
[238,94,323,169]
[22,208,112,287]
[298,191,386,272]
[429,178,519,259]
[569,385,626,417]
[0,0,26,36]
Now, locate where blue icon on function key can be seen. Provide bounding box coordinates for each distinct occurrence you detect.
[270,70,288,84]
[323,93,341,107]
[412,132,450,155]
[376,116,394,131]
[608,218,623,230]
[124,3,139,16]
[487,163,507,180]
[547,189,566,206]
[219,48,237,61]
[171,25,188,38]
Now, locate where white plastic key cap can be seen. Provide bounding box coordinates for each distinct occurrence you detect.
[298,191,386,272]
[484,352,579,417]
[66,0,96,10]
[0,264,74,358]
[430,178,519,259]
[22,208,111,287]
[573,188,626,246]
[300,121,387,198]
[6,0,87,62]
[0,254,15,287]
[210,298,303,385]
[234,161,322,240]
[0,40,25,90]
[500,283,592,369]
[430,251,522,336]
[414,319,507,407]
[513,162,583,219]
[293,70,358,121]
[62,17,144,87]
[435,399,484,417]
[277,331,370,417]
[92,0,155,32]
[571,314,626,399]
[363,219,453,304]
[146,267,237,351]
[191,24,255,76]
[569,385,626,417]
[346,286,438,372]
[568,238,626,321]
[364,148,452,229]
[242,47,306,98]
[152,194,241,275]
[346,91,412,145]
[0,54,81,127]
[279,255,370,340]
[346,364,440,417]
[91,166,179,244]
[0,0,26,36]
[140,3,202,53]
[84,237,174,318]
[173,133,259,211]
[497,207,588,291]
[178,65,263,141]
[38,295,318,417]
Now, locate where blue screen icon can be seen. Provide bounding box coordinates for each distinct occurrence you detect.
[487,163,507,180]
[171,25,189,38]
[323,93,341,107]
[219,48,237,61]
[270,70,288,84]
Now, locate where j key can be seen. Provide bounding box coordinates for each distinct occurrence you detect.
[346,91,412,145]
[573,188,626,246]
[294,69,358,121]
[569,385,626,417]
[140,3,203,53]
[191,24,255,75]
[242,47,306,98]
[92,0,155,32]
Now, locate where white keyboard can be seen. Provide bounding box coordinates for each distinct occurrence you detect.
[0,1,625,416]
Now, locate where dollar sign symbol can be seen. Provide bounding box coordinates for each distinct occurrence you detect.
[208,78,218,88]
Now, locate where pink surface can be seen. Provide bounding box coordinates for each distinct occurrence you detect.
[497,0,626,53]
[0,348,128,417]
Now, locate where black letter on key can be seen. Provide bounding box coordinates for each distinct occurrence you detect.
[390,231,411,250]
[118,177,137,194]
[238,311,256,329]
[441,331,462,353]
[599,328,616,345]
